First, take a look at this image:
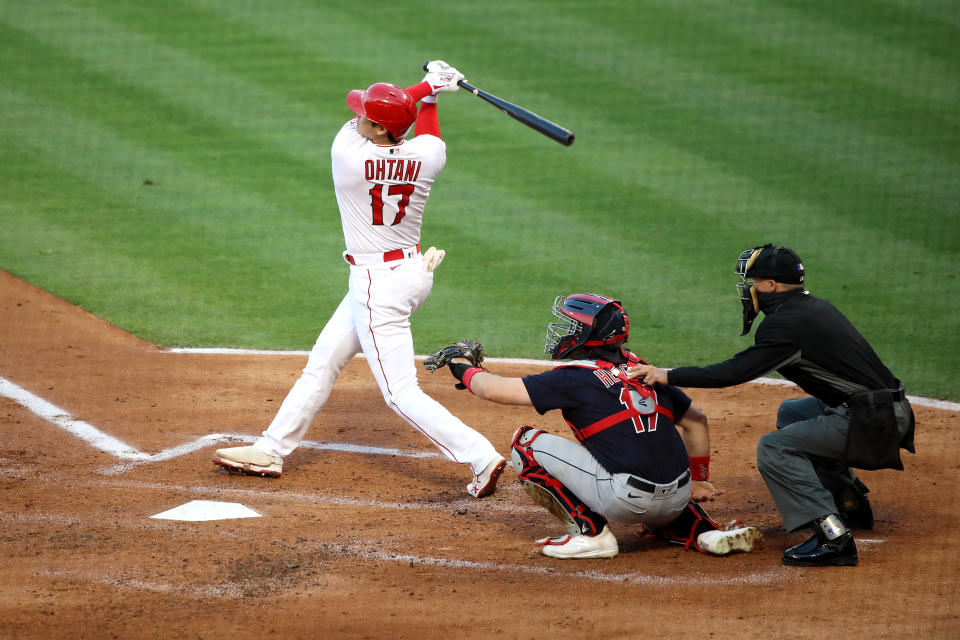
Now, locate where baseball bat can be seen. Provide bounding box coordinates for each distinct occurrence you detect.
[422,63,575,146]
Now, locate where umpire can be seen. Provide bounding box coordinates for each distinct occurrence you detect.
[629,243,915,567]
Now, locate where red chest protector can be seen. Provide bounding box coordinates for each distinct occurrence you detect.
[555,352,675,442]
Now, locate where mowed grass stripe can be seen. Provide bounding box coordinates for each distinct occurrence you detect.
[1,2,957,396]
[495,4,960,237]
[2,4,334,173]
[0,81,345,346]
[369,1,960,256]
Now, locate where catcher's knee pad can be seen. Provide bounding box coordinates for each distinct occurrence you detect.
[659,502,722,553]
[510,426,606,536]
[510,425,545,475]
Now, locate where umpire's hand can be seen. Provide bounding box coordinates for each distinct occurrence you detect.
[627,364,669,385]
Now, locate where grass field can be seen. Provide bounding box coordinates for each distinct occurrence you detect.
[1,1,957,399]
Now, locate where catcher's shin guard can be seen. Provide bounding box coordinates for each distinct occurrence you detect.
[658,502,722,553]
[510,427,607,536]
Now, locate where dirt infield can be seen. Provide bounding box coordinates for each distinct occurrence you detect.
[1,269,957,640]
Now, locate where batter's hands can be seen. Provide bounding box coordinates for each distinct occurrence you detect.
[423,60,464,95]
[626,364,669,386]
[691,480,725,503]
[423,246,445,272]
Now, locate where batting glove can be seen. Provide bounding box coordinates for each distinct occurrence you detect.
[423,246,446,272]
[423,60,464,95]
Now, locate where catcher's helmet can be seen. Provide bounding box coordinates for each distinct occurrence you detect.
[545,293,629,360]
[346,82,418,140]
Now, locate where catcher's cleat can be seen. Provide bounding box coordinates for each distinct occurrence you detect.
[212,445,282,478]
[536,525,619,559]
[466,455,506,498]
[697,526,764,556]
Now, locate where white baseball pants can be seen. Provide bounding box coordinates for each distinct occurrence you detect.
[255,254,501,475]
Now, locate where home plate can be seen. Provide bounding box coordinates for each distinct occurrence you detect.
[150,500,263,521]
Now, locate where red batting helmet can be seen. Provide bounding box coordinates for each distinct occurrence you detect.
[346,82,418,140]
[545,293,630,360]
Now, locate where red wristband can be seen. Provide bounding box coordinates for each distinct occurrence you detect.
[689,455,710,481]
[462,367,485,393]
[403,81,433,103]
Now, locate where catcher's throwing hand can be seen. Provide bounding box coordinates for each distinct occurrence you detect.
[691,480,725,503]
[424,340,485,390]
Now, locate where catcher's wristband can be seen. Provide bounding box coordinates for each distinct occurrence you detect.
[462,367,484,393]
[448,361,471,384]
[689,455,710,481]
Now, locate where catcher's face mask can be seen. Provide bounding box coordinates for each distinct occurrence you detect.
[735,247,763,336]
[544,293,628,360]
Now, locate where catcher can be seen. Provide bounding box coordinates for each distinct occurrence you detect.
[424,293,763,559]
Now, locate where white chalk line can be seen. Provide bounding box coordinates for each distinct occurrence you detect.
[32,540,788,598]
[348,544,789,587]
[98,433,441,476]
[0,371,851,593]
[1,375,442,474]
[165,348,960,412]
[39,570,247,599]
[0,377,150,460]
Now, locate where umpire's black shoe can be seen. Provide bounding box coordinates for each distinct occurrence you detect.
[782,531,858,567]
[835,479,874,530]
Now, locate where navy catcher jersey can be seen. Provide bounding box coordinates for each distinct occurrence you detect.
[522,359,692,482]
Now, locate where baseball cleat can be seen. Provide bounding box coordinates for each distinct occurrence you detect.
[536,525,619,559]
[466,455,506,498]
[697,526,764,556]
[212,445,282,478]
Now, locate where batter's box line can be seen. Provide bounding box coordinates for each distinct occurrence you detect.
[99,434,442,476]
[0,376,441,476]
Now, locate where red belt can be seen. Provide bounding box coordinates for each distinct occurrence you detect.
[345,243,420,266]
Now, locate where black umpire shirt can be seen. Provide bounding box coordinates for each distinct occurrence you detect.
[667,290,900,407]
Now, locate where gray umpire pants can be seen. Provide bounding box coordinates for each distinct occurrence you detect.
[756,396,912,532]
[528,433,690,529]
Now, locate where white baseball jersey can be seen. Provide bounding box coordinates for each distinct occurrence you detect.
[332,118,446,255]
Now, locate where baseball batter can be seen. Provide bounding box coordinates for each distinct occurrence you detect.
[427,293,763,559]
[212,61,507,499]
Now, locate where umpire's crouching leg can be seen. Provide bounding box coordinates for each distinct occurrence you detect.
[755,424,843,533]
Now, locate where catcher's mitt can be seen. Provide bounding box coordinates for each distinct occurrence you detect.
[424,340,485,372]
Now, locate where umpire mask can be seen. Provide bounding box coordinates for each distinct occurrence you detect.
[735,247,764,336]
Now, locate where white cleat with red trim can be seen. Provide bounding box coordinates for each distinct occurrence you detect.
[466,455,506,498]
[212,445,282,478]
[535,525,619,559]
